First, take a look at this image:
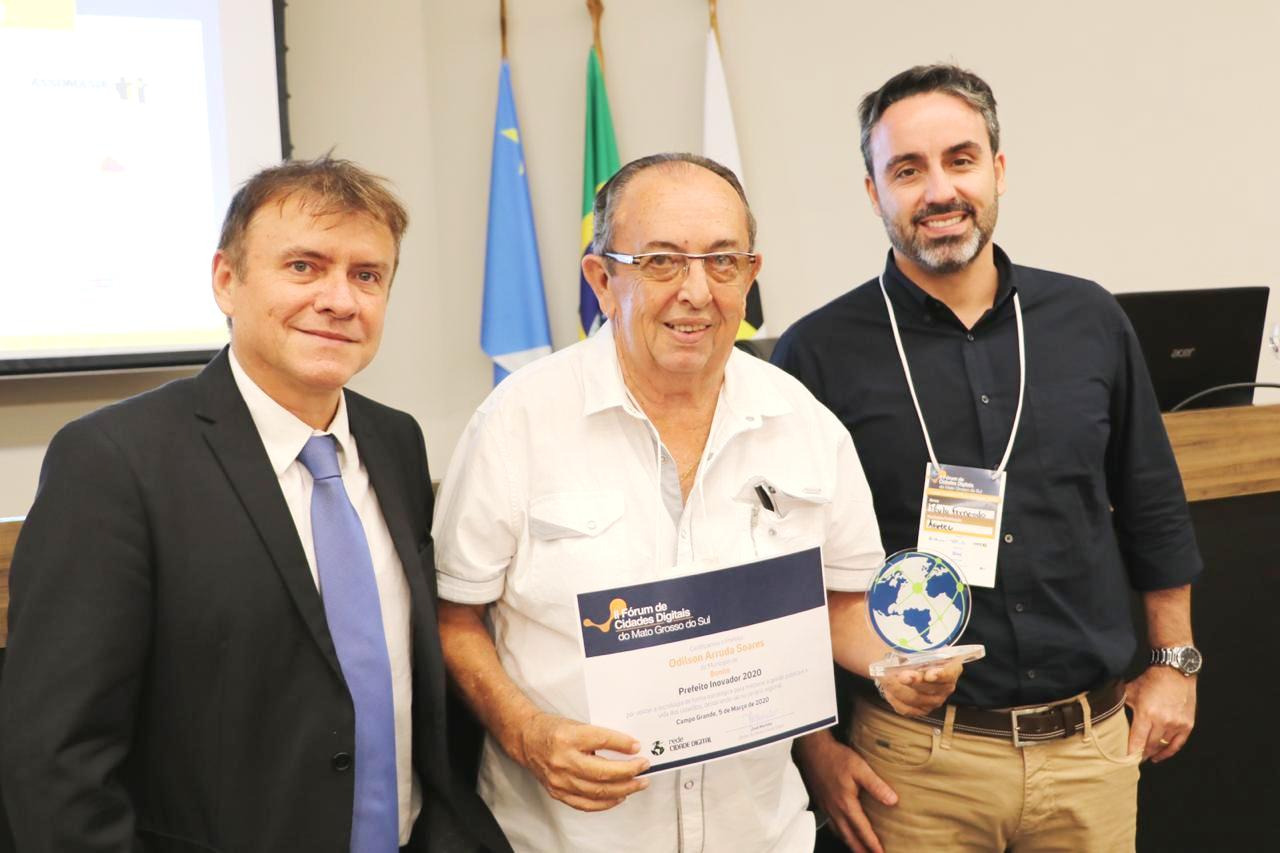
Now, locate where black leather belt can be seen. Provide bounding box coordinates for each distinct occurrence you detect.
[869,681,1126,748]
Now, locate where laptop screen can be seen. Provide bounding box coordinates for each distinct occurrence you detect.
[1113,287,1269,411]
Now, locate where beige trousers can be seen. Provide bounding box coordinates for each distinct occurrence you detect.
[851,694,1140,852]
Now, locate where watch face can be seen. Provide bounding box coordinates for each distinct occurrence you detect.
[1177,647,1203,674]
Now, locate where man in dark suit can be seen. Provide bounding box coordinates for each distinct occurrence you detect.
[0,158,509,853]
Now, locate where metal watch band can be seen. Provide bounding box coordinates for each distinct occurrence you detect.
[1150,645,1201,675]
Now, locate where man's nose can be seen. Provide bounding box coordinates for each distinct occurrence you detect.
[314,270,358,316]
[923,168,959,205]
[678,258,714,307]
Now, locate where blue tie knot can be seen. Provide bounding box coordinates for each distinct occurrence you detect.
[298,435,342,481]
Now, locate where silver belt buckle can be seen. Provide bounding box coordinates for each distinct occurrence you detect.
[1010,704,1053,748]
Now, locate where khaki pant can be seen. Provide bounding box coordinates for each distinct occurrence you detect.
[851,694,1140,852]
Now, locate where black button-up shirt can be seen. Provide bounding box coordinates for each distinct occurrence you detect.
[773,246,1202,707]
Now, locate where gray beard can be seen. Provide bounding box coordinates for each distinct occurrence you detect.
[886,199,998,275]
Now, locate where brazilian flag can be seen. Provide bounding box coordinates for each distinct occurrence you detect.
[577,46,620,338]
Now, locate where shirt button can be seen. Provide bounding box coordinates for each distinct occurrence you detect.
[683,780,696,790]
[768,528,777,537]
[1004,533,1014,543]
[586,520,597,531]
[966,333,975,342]
[1026,670,1037,680]
[980,394,990,405]
[331,752,352,772]
[1015,602,1025,613]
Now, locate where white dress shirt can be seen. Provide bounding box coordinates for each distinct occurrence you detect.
[434,325,884,853]
[228,350,421,844]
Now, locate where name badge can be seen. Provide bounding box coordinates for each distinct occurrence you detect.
[916,462,1006,588]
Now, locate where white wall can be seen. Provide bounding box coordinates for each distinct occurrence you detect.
[2,0,1278,516]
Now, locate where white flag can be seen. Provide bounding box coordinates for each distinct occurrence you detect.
[703,29,744,181]
[703,27,766,339]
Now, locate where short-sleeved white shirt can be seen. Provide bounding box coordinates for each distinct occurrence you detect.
[434,324,884,853]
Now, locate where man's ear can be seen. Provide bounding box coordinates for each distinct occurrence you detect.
[211,250,236,319]
[743,251,764,314]
[993,150,1007,196]
[865,173,883,218]
[581,253,617,317]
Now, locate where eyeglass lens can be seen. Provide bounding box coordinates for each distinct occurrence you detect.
[636,253,751,283]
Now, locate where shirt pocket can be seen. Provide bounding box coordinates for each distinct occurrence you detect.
[745,477,831,557]
[516,490,627,610]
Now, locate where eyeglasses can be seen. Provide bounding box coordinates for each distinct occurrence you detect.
[603,250,757,284]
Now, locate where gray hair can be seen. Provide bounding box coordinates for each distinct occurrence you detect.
[858,64,1000,176]
[590,153,757,255]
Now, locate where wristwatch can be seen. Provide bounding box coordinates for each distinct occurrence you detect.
[1150,645,1203,676]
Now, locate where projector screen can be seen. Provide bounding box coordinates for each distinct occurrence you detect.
[0,0,285,376]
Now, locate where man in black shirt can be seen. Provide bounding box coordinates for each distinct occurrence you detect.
[773,65,1202,853]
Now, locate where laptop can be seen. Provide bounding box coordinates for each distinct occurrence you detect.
[1114,286,1269,411]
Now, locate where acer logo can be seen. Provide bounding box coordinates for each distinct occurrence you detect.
[1170,347,1196,359]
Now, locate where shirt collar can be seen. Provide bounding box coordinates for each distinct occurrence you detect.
[579,321,790,421]
[882,244,1017,318]
[580,322,634,417]
[722,349,792,419]
[227,348,354,476]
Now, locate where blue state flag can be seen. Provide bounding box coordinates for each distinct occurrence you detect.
[482,60,551,385]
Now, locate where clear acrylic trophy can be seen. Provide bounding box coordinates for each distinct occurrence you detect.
[866,549,986,677]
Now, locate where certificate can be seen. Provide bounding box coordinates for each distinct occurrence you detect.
[576,547,837,774]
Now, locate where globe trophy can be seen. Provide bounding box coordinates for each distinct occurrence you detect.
[866,549,986,677]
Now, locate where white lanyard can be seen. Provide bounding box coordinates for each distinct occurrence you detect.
[878,275,1026,475]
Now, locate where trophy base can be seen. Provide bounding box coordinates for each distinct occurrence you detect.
[869,644,986,678]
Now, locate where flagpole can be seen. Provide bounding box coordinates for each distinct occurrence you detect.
[708,0,719,37]
[586,0,605,75]
[499,0,508,59]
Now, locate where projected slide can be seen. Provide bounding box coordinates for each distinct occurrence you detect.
[0,0,281,373]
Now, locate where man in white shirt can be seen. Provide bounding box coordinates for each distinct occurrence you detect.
[1,158,508,853]
[435,153,960,852]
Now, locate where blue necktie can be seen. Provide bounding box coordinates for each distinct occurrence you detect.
[298,435,399,853]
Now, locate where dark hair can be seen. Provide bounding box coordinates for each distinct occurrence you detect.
[217,155,409,275]
[590,153,757,254]
[858,65,1000,176]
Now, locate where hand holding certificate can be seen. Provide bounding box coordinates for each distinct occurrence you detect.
[576,548,837,774]
[510,712,650,811]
